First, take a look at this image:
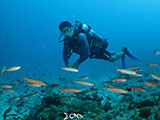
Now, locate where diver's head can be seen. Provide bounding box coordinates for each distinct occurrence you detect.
[59,21,74,37]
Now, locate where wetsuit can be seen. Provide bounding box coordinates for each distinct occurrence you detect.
[63,33,111,66]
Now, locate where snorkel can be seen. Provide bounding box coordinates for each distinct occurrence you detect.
[57,33,64,43]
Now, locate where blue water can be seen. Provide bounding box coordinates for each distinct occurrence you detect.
[0,0,160,119]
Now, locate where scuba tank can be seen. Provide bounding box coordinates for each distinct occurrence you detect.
[73,21,103,40]
[57,20,104,43]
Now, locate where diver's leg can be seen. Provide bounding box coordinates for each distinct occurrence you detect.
[121,55,126,68]
[121,55,129,78]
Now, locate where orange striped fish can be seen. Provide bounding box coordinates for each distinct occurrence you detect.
[2,89,15,93]
[23,76,46,86]
[149,73,160,81]
[128,86,147,92]
[148,63,158,66]
[111,78,128,82]
[144,80,158,87]
[60,88,82,93]
[106,86,128,93]
[74,80,94,86]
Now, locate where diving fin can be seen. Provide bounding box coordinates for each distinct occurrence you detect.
[121,47,142,61]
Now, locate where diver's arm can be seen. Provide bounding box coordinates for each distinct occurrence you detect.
[76,33,90,65]
[63,43,69,66]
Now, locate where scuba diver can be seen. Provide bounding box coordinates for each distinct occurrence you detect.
[58,21,142,69]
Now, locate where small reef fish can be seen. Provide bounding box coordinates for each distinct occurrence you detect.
[0,66,6,75]
[109,85,120,88]
[74,80,94,86]
[116,67,137,75]
[2,89,15,93]
[5,66,21,72]
[144,80,158,87]
[132,73,143,77]
[22,93,37,100]
[25,83,41,87]
[16,102,25,108]
[9,97,21,102]
[57,97,69,101]
[128,66,140,69]
[12,80,21,85]
[106,86,128,93]
[60,88,82,93]
[128,66,142,71]
[61,67,79,72]
[149,73,160,81]
[111,78,128,82]
[0,84,13,89]
[77,76,88,80]
[104,81,113,84]
[128,86,147,92]
[23,76,47,86]
[154,50,160,55]
[88,87,98,92]
[47,84,60,88]
[3,107,12,120]
[148,63,158,66]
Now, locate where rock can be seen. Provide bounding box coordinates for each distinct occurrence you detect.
[137,100,154,108]
[102,102,111,112]
[68,98,103,114]
[139,108,151,118]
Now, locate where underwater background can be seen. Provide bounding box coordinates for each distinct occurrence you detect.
[0,0,160,120]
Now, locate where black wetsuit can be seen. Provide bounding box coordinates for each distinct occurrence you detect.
[63,32,111,66]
